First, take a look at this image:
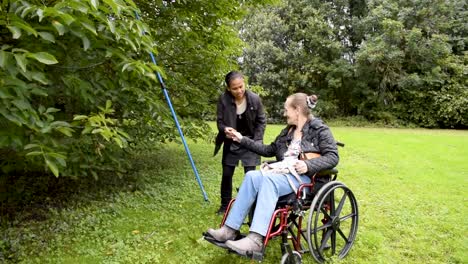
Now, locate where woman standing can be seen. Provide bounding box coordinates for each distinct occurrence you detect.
[214,71,266,215]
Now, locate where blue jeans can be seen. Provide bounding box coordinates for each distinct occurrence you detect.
[224,170,311,236]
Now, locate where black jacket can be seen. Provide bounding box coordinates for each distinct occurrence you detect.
[239,118,339,177]
[214,90,266,156]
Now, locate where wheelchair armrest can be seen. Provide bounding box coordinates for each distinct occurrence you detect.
[317,167,338,176]
[296,183,314,200]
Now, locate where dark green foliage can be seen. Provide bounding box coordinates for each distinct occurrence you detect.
[0,0,267,182]
[240,0,467,128]
[356,0,467,128]
[0,0,162,180]
[0,0,277,222]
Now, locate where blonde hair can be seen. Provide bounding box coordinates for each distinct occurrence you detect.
[287,93,318,117]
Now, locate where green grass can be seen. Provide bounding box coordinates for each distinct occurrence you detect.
[2,125,467,263]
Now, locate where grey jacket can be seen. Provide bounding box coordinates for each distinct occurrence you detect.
[214,90,266,157]
[239,118,339,178]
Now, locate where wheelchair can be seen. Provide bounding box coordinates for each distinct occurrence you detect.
[208,166,359,264]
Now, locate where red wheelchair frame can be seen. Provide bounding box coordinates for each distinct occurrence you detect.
[219,171,359,264]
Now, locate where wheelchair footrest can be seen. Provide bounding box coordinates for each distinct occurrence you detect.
[203,232,245,250]
[228,248,264,262]
[247,250,264,261]
[203,235,229,249]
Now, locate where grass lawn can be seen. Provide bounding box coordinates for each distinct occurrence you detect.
[2,124,467,263]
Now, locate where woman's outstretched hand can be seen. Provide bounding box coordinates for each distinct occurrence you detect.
[224,127,234,139]
[225,128,243,142]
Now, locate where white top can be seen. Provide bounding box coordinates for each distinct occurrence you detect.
[284,138,302,159]
[236,98,247,115]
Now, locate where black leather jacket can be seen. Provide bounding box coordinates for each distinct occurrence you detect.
[214,90,266,156]
[239,118,339,177]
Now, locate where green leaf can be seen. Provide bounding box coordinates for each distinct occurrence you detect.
[38,105,45,114]
[0,87,13,99]
[89,0,99,10]
[59,13,76,25]
[47,152,66,160]
[90,170,98,180]
[37,9,44,22]
[0,110,23,126]
[92,128,103,134]
[7,26,22,39]
[106,100,112,109]
[13,53,27,72]
[24,143,39,150]
[102,0,120,14]
[82,36,90,50]
[46,108,61,114]
[25,151,43,156]
[41,125,52,134]
[45,158,59,177]
[81,20,97,35]
[27,52,58,65]
[11,99,31,110]
[54,156,66,167]
[117,130,130,139]
[30,71,49,84]
[38,31,55,43]
[31,87,48,97]
[20,6,35,18]
[123,36,137,51]
[73,115,88,120]
[67,1,89,13]
[122,62,133,72]
[52,20,66,35]
[145,72,156,80]
[113,136,123,148]
[107,19,115,33]
[0,50,10,68]
[11,20,37,37]
[124,0,137,9]
[82,126,93,134]
[11,48,28,53]
[50,121,71,127]
[56,126,73,137]
[1,45,12,50]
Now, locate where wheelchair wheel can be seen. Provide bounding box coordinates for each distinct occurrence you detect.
[280,250,302,264]
[307,181,358,263]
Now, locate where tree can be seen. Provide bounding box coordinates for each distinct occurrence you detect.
[240,0,348,119]
[240,0,467,127]
[356,0,467,127]
[1,0,163,178]
[0,0,276,180]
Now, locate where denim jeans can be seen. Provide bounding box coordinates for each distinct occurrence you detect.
[220,165,256,207]
[224,170,311,236]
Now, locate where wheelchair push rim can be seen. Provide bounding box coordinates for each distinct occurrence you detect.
[306,181,359,263]
[280,250,302,264]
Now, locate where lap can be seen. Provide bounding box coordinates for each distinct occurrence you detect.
[246,170,311,196]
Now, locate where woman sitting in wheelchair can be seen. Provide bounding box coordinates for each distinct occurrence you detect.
[204,93,339,257]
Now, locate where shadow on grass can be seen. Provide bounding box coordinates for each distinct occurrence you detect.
[1,144,190,263]
[0,144,185,226]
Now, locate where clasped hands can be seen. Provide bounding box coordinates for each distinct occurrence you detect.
[224,127,243,142]
[224,127,308,174]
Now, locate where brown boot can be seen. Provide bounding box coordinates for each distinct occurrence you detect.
[206,225,237,242]
[225,232,263,255]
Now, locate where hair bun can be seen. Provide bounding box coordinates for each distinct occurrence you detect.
[307,94,318,109]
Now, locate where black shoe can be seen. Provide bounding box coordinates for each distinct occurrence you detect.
[216,206,227,215]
